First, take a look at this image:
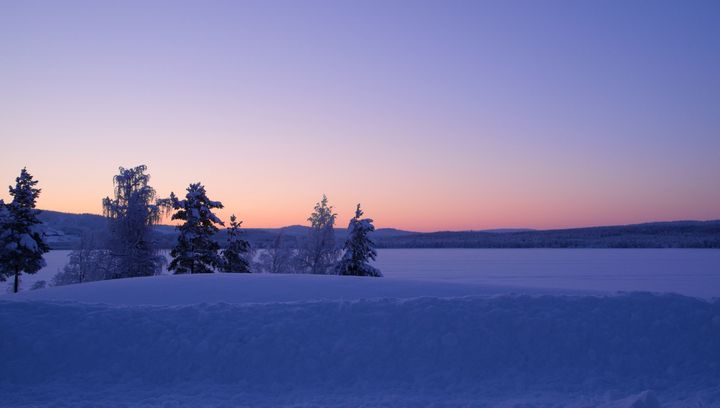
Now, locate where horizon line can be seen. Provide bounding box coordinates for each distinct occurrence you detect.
[38,208,720,234]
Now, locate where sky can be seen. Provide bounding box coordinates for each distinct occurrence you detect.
[1,0,719,232]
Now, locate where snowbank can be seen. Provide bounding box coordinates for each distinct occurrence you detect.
[1,275,719,407]
[13,248,720,297]
[6,273,587,305]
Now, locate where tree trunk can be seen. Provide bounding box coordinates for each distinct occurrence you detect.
[13,267,19,293]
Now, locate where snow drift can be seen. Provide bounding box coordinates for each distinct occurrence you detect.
[2,275,719,407]
[8,272,587,305]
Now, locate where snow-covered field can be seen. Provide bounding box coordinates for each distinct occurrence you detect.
[2,250,720,407]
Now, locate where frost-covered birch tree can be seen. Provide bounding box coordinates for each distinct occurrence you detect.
[220,214,251,273]
[0,168,50,293]
[257,231,294,274]
[52,233,113,286]
[102,165,168,279]
[335,204,381,277]
[169,183,224,274]
[295,194,339,274]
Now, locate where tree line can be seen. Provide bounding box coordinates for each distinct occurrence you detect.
[0,165,381,292]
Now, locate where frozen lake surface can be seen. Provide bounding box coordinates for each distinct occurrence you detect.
[375,248,720,298]
[11,248,720,298]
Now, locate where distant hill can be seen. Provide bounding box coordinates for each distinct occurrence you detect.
[375,220,720,249]
[477,228,536,234]
[37,210,416,249]
[36,210,720,249]
[38,210,107,249]
[38,210,107,234]
[252,225,415,240]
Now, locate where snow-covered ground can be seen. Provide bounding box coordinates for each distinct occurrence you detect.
[8,273,588,305]
[2,273,720,407]
[3,250,720,406]
[10,248,720,297]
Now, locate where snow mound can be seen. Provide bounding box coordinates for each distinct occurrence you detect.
[626,391,661,408]
[601,390,664,408]
[2,279,719,406]
[5,273,585,305]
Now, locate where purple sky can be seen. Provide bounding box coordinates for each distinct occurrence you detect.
[1,0,718,231]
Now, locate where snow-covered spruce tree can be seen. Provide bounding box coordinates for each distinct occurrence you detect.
[0,200,12,286]
[335,204,381,277]
[102,165,168,279]
[168,183,225,274]
[0,199,9,238]
[0,168,50,293]
[295,194,339,274]
[220,214,251,273]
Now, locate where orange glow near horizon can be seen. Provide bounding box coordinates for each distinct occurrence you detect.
[10,162,717,233]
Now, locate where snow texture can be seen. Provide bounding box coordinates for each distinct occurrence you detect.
[2,274,719,407]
